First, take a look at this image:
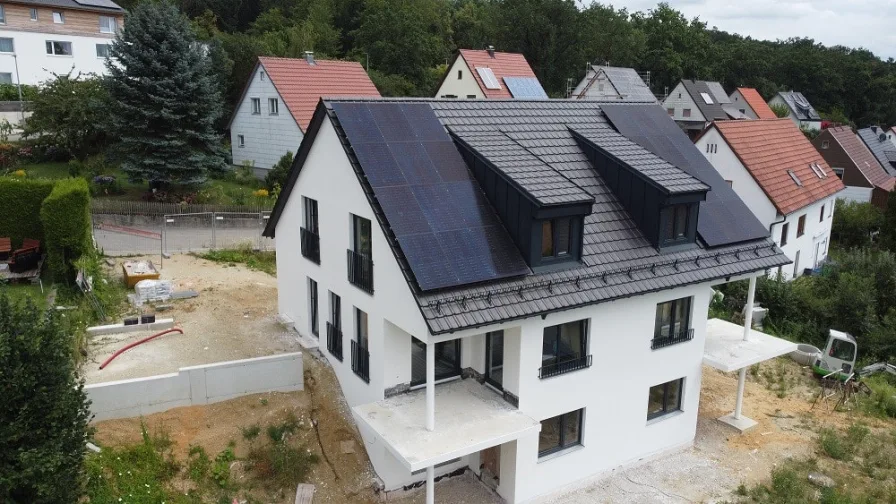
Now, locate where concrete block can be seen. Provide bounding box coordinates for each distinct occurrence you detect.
[87,318,175,337]
[717,413,758,433]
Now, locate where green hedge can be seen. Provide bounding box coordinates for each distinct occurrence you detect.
[40,178,92,281]
[0,177,55,247]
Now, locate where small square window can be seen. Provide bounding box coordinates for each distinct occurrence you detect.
[95,43,111,58]
[682,108,691,118]
[250,98,261,114]
[0,73,12,84]
[30,8,38,21]
[0,38,13,53]
[647,378,683,420]
[99,15,117,34]
[725,180,733,187]
[538,409,583,457]
[268,98,279,115]
[821,140,829,149]
[53,11,65,24]
[667,108,674,116]
[237,134,245,147]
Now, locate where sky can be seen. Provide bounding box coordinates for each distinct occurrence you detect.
[611,0,896,60]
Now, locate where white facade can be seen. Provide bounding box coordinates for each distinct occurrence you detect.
[768,95,822,132]
[570,68,619,99]
[728,89,758,119]
[275,116,725,503]
[697,128,836,279]
[229,65,303,171]
[0,29,113,85]
[434,56,484,99]
[661,82,704,124]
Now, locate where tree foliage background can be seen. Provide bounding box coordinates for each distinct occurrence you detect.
[109,0,896,129]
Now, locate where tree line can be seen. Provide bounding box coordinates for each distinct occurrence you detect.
[107,0,896,129]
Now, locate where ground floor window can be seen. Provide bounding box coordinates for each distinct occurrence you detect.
[411,338,461,386]
[538,409,583,457]
[308,278,318,337]
[647,378,683,420]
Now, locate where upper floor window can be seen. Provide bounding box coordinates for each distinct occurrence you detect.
[303,197,319,233]
[260,70,266,80]
[648,378,683,421]
[308,277,319,337]
[95,43,111,58]
[821,140,830,149]
[52,11,64,24]
[653,297,693,349]
[0,38,13,53]
[797,214,806,237]
[666,108,674,116]
[268,97,279,115]
[301,197,320,263]
[820,205,825,222]
[250,98,261,114]
[538,409,583,457]
[352,215,372,257]
[46,40,72,56]
[661,204,689,245]
[780,222,789,246]
[30,8,37,21]
[457,70,462,79]
[348,214,373,294]
[540,320,590,379]
[682,108,691,118]
[0,6,5,23]
[237,134,245,147]
[541,218,571,260]
[0,73,12,84]
[99,15,117,33]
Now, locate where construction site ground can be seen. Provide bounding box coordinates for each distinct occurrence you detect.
[89,255,896,503]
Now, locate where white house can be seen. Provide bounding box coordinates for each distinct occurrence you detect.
[434,47,547,99]
[0,0,123,87]
[569,65,655,101]
[263,99,793,503]
[768,91,822,132]
[696,119,845,279]
[728,87,777,120]
[227,54,380,171]
[661,80,733,137]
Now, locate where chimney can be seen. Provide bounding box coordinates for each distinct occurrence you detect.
[871,126,878,133]
[486,45,495,58]
[304,51,315,65]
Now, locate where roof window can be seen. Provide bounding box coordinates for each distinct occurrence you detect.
[476,67,501,89]
[700,92,714,104]
[788,170,803,187]
[809,162,826,179]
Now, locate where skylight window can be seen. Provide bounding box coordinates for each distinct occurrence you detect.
[810,162,827,179]
[788,170,803,187]
[700,92,714,104]
[476,67,501,90]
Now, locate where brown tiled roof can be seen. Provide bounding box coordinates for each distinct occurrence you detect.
[459,49,539,98]
[713,119,844,215]
[826,126,893,188]
[737,87,777,119]
[258,57,380,131]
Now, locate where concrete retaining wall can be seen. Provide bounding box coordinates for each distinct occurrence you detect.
[86,352,303,421]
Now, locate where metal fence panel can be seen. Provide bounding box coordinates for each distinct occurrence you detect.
[163,212,215,255]
[92,212,164,256]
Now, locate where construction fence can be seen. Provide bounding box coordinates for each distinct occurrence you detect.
[90,200,274,256]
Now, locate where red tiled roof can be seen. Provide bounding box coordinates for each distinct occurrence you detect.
[736,87,777,119]
[458,49,538,98]
[258,56,380,131]
[825,126,893,188]
[713,119,844,215]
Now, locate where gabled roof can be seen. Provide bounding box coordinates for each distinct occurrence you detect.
[457,49,543,99]
[710,119,844,215]
[776,91,821,121]
[822,126,892,188]
[681,80,728,121]
[265,99,788,334]
[735,88,777,119]
[704,81,731,104]
[857,126,896,177]
[576,66,655,102]
[228,56,380,132]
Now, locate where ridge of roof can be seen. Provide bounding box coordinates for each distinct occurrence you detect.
[682,80,727,121]
[823,126,892,188]
[712,119,844,214]
[857,126,896,177]
[736,87,777,119]
[6,0,122,12]
[458,49,539,99]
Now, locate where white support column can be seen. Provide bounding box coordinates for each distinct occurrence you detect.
[733,368,746,419]
[426,341,435,432]
[743,276,756,341]
[426,465,435,504]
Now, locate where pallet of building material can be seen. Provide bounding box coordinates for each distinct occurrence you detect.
[295,483,315,504]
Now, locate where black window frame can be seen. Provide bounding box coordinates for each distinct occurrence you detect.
[351,307,370,383]
[538,409,584,457]
[647,378,683,421]
[303,197,319,234]
[819,205,825,223]
[352,214,372,257]
[457,70,462,80]
[326,291,342,360]
[661,204,690,245]
[308,278,318,337]
[540,217,573,261]
[797,214,806,237]
[410,339,462,387]
[780,222,789,246]
[540,320,591,379]
[652,297,693,349]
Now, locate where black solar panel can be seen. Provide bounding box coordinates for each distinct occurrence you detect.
[599,104,769,247]
[331,102,530,291]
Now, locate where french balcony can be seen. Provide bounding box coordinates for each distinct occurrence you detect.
[651,328,695,350]
[538,354,593,379]
[300,227,320,264]
[351,339,370,383]
[347,249,374,294]
[326,322,343,361]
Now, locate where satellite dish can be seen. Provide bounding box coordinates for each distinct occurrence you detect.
[880,133,888,142]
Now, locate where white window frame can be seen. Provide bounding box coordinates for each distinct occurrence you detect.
[700,92,714,104]
[0,37,14,54]
[268,97,279,115]
[53,11,65,24]
[250,98,261,115]
[46,40,73,56]
[99,15,117,34]
[95,43,111,59]
[0,5,5,24]
[237,134,245,147]
[30,8,38,21]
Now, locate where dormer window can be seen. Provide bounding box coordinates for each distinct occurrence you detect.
[541,218,571,259]
[662,205,689,243]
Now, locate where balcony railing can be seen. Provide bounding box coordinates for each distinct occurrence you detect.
[347,249,374,294]
[300,227,320,264]
[351,340,370,383]
[326,322,343,361]
[538,354,592,379]
[651,328,694,350]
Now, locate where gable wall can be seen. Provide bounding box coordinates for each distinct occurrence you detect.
[728,90,758,119]
[662,82,705,123]
[434,56,484,98]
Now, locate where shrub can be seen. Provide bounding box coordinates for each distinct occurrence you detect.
[819,424,869,461]
[0,143,20,171]
[0,292,92,503]
[832,200,883,250]
[0,177,55,246]
[265,151,293,192]
[40,177,92,281]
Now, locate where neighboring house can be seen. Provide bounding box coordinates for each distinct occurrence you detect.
[813,126,895,208]
[661,80,732,137]
[434,47,547,99]
[856,126,896,181]
[886,126,896,150]
[696,119,845,279]
[768,91,822,131]
[0,0,123,86]
[263,98,790,503]
[570,65,655,101]
[728,87,777,120]
[227,54,380,171]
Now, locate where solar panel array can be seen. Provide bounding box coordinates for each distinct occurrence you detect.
[599,104,770,247]
[504,77,548,99]
[600,67,656,102]
[331,102,530,291]
[476,67,502,89]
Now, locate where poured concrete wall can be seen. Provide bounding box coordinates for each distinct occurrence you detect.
[86,352,303,421]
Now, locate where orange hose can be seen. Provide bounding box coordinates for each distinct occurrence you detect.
[98,328,183,370]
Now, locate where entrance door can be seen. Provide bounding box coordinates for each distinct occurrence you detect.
[485,331,504,389]
[480,445,500,488]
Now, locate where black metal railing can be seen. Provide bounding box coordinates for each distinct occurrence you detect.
[347,249,374,294]
[351,340,370,383]
[326,322,343,361]
[651,328,695,350]
[300,227,320,264]
[538,354,592,379]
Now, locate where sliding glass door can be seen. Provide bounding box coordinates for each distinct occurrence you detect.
[485,331,504,389]
[411,339,461,386]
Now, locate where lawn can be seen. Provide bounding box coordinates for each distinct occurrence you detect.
[1,283,48,310]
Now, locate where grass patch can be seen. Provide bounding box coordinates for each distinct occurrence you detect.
[857,376,896,418]
[0,282,48,309]
[196,244,276,276]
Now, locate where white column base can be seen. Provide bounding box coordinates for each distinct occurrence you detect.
[718,413,758,432]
